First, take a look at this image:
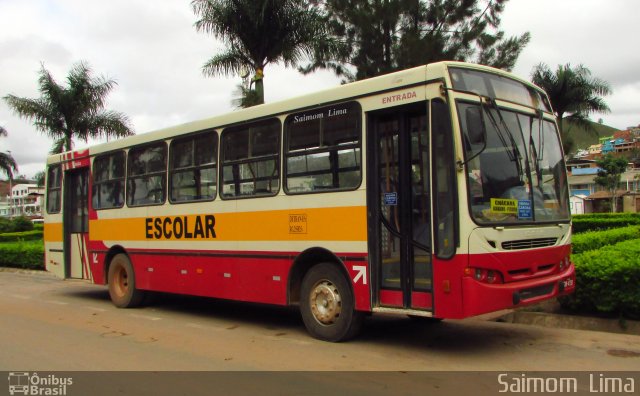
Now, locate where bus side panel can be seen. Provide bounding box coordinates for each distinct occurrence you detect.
[87,244,107,285]
[344,258,371,312]
[431,255,467,319]
[129,251,289,305]
[44,222,64,278]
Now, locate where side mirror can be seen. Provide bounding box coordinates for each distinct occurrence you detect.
[465,106,486,145]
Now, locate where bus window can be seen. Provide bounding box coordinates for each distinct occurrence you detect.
[127,142,167,206]
[432,99,457,258]
[284,101,361,193]
[92,151,125,209]
[220,118,280,198]
[169,130,218,203]
[47,164,62,213]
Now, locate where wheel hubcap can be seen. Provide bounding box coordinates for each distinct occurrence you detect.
[309,280,341,325]
[114,266,128,297]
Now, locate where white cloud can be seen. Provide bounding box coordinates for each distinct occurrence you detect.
[503,0,640,129]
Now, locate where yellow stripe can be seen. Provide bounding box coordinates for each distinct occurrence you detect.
[90,206,367,242]
[44,223,63,242]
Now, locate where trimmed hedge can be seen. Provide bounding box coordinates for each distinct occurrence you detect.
[0,240,44,270]
[571,225,640,254]
[0,229,44,242]
[574,213,636,219]
[562,239,640,319]
[572,213,640,233]
[0,216,35,233]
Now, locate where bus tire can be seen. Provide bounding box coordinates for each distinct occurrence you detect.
[300,263,363,342]
[107,253,145,308]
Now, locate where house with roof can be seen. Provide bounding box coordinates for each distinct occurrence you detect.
[7,183,44,219]
[566,157,640,212]
[569,194,588,214]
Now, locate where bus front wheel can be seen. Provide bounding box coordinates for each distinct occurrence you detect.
[300,263,363,342]
[107,253,145,308]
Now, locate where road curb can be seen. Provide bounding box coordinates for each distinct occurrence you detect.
[496,310,640,335]
[0,267,51,276]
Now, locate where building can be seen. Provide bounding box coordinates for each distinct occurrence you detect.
[565,156,640,212]
[587,143,602,156]
[569,194,587,215]
[8,184,44,218]
[566,158,600,196]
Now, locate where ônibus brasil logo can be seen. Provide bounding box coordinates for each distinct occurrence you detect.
[8,372,73,395]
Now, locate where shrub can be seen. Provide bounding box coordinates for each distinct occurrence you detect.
[0,216,37,233]
[571,225,640,254]
[0,240,44,270]
[572,213,640,233]
[562,239,640,319]
[0,229,44,242]
[11,216,34,232]
[0,218,12,233]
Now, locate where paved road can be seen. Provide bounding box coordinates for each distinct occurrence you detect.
[1,269,639,395]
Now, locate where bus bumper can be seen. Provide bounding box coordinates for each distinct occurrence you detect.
[461,264,576,318]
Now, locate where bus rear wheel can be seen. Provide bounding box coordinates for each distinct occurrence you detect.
[300,263,363,342]
[108,253,145,308]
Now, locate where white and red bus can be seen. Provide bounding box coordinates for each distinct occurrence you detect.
[44,62,575,341]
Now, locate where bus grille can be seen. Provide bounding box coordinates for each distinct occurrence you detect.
[501,237,557,250]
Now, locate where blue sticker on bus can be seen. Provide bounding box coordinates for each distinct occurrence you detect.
[518,199,532,219]
[384,192,398,206]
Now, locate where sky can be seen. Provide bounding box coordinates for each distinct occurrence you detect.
[1,0,639,179]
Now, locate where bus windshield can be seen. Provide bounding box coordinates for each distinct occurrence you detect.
[458,101,569,224]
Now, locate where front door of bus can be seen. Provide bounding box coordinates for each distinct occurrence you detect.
[63,168,90,279]
[368,104,433,311]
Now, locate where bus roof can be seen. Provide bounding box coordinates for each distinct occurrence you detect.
[46,61,542,164]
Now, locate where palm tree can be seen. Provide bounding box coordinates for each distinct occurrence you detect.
[192,0,338,106]
[0,126,18,179]
[3,61,134,154]
[531,63,612,154]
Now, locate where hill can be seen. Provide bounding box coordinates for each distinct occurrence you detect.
[561,119,619,151]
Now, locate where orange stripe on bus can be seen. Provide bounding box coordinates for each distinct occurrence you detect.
[89,206,367,242]
[44,223,63,242]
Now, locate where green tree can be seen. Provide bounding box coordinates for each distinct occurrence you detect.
[0,126,18,179]
[3,61,133,154]
[34,170,45,187]
[531,63,612,154]
[231,83,263,109]
[302,0,530,82]
[594,154,628,213]
[192,0,338,106]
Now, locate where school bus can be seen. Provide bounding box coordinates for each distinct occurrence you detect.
[44,61,575,341]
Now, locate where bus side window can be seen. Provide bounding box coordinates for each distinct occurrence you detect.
[46,164,62,213]
[92,151,126,210]
[220,119,280,199]
[169,130,218,203]
[127,142,167,207]
[284,102,362,194]
[432,99,457,258]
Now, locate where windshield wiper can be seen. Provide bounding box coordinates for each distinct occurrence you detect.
[529,112,544,188]
[536,109,545,161]
[483,98,522,171]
